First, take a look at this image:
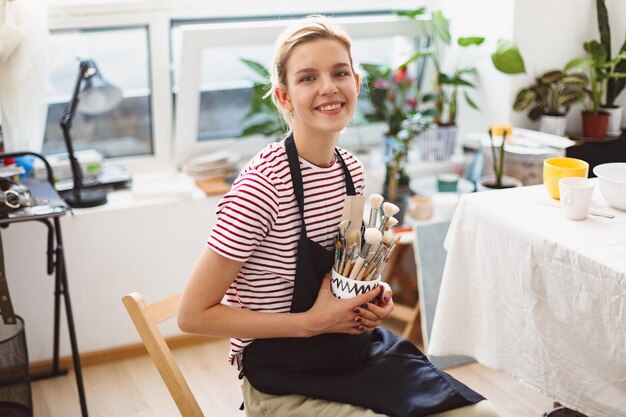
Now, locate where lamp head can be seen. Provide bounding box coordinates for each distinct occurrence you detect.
[78,59,122,115]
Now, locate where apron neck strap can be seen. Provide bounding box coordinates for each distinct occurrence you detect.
[284,134,355,238]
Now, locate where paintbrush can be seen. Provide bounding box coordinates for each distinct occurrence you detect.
[349,228,382,279]
[381,217,398,234]
[378,202,399,233]
[367,194,384,228]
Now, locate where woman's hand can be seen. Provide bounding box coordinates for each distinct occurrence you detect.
[354,281,394,332]
[303,273,381,336]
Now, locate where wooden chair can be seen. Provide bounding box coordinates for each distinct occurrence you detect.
[122,292,204,417]
[381,233,422,341]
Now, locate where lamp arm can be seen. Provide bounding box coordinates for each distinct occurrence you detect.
[59,61,88,192]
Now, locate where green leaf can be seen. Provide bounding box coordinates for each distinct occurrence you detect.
[399,47,434,68]
[458,37,485,47]
[492,39,526,74]
[361,63,391,79]
[439,74,475,88]
[240,58,271,80]
[596,0,611,60]
[432,11,451,45]
[513,88,536,111]
[464,91,479,110]
[561,73,589,86]
[394,8,427,18]
[564,57,594,72]
[539,70,564,84]
[528,104,546,120]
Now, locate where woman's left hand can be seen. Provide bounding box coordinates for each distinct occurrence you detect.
[352,282,394,331]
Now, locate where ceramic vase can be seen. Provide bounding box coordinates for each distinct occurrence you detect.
[538,115,567,137]
[599,106,623,137]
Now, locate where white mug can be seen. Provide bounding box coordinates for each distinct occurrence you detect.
[559,177,594,220]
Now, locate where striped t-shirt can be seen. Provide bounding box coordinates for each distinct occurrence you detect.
[207,140,365,368]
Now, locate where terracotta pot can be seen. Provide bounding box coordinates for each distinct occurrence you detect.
[581,111,609,139]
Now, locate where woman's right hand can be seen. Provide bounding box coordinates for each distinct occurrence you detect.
[302,273,381,336]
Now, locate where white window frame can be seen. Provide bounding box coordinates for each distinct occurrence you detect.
[46,1,427,171]
[174,15,430,164]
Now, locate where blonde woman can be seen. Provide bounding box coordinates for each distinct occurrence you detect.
[178,15,498,417]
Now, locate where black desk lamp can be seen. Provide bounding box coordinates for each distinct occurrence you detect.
[59,58,122,208]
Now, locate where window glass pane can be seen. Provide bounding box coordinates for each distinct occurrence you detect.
[44,26,153,158]
[171,17,430,143]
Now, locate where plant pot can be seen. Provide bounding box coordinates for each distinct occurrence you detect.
[538,114,567,137]
[416,125,457,161]
[581,110,610,139]
[476,175,523,191]
[599,106,623,136]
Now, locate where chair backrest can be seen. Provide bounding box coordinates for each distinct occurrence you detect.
[122,292,204,417]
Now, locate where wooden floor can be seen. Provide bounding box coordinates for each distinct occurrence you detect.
[31,338,555,417]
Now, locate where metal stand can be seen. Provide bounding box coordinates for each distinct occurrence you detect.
[0,151,89,416]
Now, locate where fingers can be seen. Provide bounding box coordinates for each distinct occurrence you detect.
[350,284,385,307]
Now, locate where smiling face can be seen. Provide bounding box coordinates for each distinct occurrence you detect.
[274,38,360,139]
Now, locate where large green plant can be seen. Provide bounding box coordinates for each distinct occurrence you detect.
[400,9,483,126]
[239,58,285,139]
[567,41,626,115]
[513,66,588,120]
[596,0,626,107]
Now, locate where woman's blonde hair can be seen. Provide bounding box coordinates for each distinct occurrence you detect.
[270,15,355,128]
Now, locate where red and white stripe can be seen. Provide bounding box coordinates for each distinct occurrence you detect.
[207,141,365,368]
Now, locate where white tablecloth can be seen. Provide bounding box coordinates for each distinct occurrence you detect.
[429,182,626,417]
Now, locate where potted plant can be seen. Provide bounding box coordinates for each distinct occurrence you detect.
[477,124,523,191]
[595,0,626,136]
[512,66,588,137]
[401,9,484,159]
[239,58,285,140]
[361,62,431,206]
[574,40,626,139]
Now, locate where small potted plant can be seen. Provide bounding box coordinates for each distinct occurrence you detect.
[400,9,483,160]
[477,124,523,191]
[361,62,429,205]
[574,40,626,139]
[595,0,626,136]
[512,66,588,137]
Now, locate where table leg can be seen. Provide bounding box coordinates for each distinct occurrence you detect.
[54,218,89,417]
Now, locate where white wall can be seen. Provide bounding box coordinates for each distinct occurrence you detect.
[4,193,218,361]
[438,0,626,138]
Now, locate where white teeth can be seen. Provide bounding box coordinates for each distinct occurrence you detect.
[319,103,341,111]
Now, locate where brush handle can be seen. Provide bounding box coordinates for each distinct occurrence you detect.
[356,262,369,280]
[349,257,366,280]
[368,208,378,228]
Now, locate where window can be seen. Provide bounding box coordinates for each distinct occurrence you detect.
[44,2,431,168]
[43,26,153,159]
[172,14,430,163]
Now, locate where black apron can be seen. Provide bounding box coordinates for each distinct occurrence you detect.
[243,135,484,417]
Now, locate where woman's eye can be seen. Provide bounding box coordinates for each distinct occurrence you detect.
[300,75,315,82]
[335,71,350,77]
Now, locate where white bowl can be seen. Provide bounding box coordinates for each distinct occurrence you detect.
[593,163,626,211]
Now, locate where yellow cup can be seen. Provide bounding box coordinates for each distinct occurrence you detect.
[543,157,589,199]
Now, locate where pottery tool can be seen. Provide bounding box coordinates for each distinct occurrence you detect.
[349,228,382,279]
[378,202,400,232]
[341,195,365,250]
[367,194,384,228]
[534,198,615,219]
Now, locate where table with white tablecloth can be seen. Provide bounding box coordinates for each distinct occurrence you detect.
[428,182,626,417]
